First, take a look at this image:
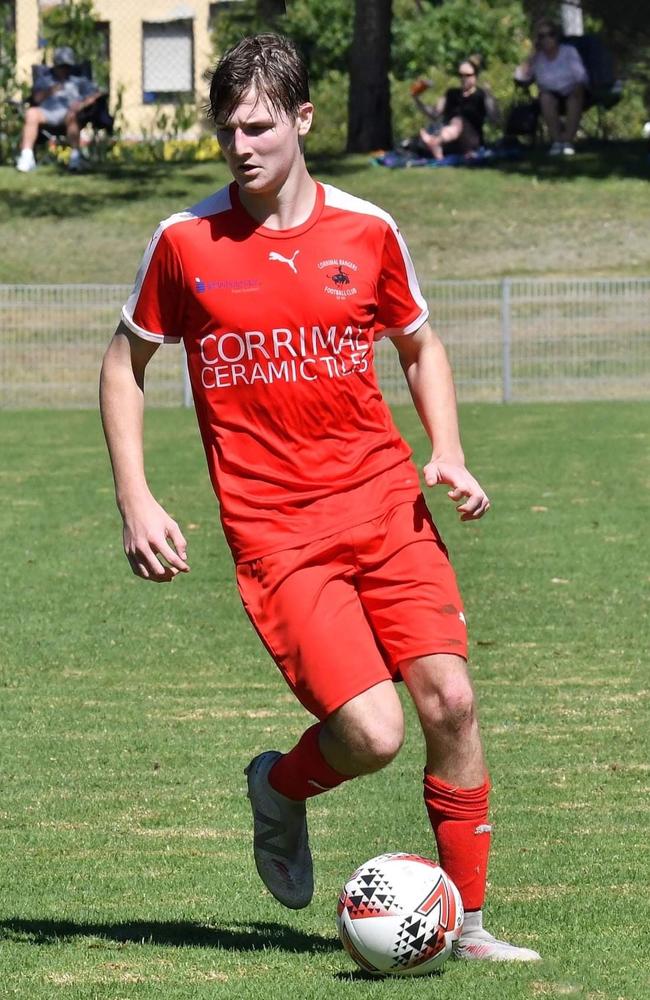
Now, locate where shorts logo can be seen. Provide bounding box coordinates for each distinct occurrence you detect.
[318,257,359,298]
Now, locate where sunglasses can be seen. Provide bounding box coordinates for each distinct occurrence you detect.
[459,71,476,78]
[537,30,555,39]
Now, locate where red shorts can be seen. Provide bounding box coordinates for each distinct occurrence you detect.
[236,495,467,721]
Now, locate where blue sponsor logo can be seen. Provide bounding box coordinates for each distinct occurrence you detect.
[194,276,261,293]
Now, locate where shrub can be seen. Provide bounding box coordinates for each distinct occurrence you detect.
[40,0,109,89]
[0,1,27,165]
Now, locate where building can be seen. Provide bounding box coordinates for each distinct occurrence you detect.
[15,0,237,136]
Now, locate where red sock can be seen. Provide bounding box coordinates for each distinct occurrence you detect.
[268,723,351,801]
[423,771,491,912]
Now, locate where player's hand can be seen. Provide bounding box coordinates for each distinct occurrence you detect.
[423,459,490,521]
[121,493,189,582]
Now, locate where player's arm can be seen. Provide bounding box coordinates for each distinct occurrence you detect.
[99,322,189,581]
[390,320,490,521]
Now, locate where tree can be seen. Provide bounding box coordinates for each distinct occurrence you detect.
[346,0,393,152]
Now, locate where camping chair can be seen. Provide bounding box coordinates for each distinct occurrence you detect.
[563,34,623,137]
[503,33,623,146]
[31,61,113,156]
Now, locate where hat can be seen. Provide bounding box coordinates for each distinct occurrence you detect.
[53,46,76,67]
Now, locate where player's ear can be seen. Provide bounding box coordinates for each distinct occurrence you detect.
[297,102,314,137]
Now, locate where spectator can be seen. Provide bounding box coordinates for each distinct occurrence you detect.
[413,57,498,161]
[514,19,588,156]
[16,46,102,173]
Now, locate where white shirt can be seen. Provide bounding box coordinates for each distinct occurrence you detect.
[532,44,588,96]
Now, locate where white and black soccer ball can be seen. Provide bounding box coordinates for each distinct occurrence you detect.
[337,852,464,977]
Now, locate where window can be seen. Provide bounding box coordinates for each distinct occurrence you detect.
[142,19,194,103]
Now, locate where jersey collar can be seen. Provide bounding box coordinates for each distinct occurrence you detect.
[229,181,325,240]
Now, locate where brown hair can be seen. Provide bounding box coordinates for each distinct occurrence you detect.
[208,33,310,123]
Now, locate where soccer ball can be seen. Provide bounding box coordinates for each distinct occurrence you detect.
[337,853,463,976]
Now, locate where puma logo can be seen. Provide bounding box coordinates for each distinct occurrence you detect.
[268,250,299,274]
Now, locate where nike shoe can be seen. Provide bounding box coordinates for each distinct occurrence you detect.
[562,143,576,156]
[245,750,314,909]
[454,910,541,961]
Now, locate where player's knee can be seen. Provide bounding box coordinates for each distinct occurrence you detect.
[26,107,42,124]
[419,674,476,737]
[333,707,404,773]
[357,717,404,769]
[437,678,476,734]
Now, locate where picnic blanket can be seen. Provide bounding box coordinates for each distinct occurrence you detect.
[373,144,524,169]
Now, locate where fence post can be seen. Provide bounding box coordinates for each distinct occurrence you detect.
[501,277,512,404]
[182,347,193,408]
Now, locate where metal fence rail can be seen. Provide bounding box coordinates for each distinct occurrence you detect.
[1,279,649,409]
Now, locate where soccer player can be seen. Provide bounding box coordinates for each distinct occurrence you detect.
[100,33,540,962]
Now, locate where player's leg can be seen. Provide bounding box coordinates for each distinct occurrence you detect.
[355,499,540,960]
[238,538,401,908]
[274,678,404,791]
[401,652,540,961]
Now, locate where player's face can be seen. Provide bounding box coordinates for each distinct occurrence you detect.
[215,87,313,196]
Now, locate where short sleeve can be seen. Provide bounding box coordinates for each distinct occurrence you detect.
[374,223,429,338]
[121,227,184,344]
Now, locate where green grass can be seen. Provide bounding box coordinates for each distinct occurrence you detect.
[1,402,649,999]
[1,142,649,284]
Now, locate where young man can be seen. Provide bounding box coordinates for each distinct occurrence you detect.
[100,33,540,962]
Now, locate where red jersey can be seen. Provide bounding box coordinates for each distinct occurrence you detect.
[122,181,429,562]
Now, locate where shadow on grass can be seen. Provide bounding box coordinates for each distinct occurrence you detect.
[0,162,224,221]
[0,917,338,953]
[474,140,650,182]
[333,969,443,982]
[371,139,649,182]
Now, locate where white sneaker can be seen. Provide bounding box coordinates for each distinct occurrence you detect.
[245,750,314,909]
[16,149,36,172]
[548,141,564,156]
[562,143,576,156]
[454,910,541,961]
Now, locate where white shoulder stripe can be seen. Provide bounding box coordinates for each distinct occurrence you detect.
[322,183,395,226]
[322,184,428,329]
[123,185,232,342]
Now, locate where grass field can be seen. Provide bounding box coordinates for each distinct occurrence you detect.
[1,402,649,999]
[1,141,650,284]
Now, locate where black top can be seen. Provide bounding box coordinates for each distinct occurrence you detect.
[443,87,488,138]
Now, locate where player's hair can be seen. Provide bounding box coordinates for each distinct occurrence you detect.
[208,33,310,123]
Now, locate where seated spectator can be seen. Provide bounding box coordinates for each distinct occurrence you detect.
[16,46,103,173]
[514,19,588,156]
[412,57,498,161]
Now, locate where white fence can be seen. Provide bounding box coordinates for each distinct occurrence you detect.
[1,278,649,409]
